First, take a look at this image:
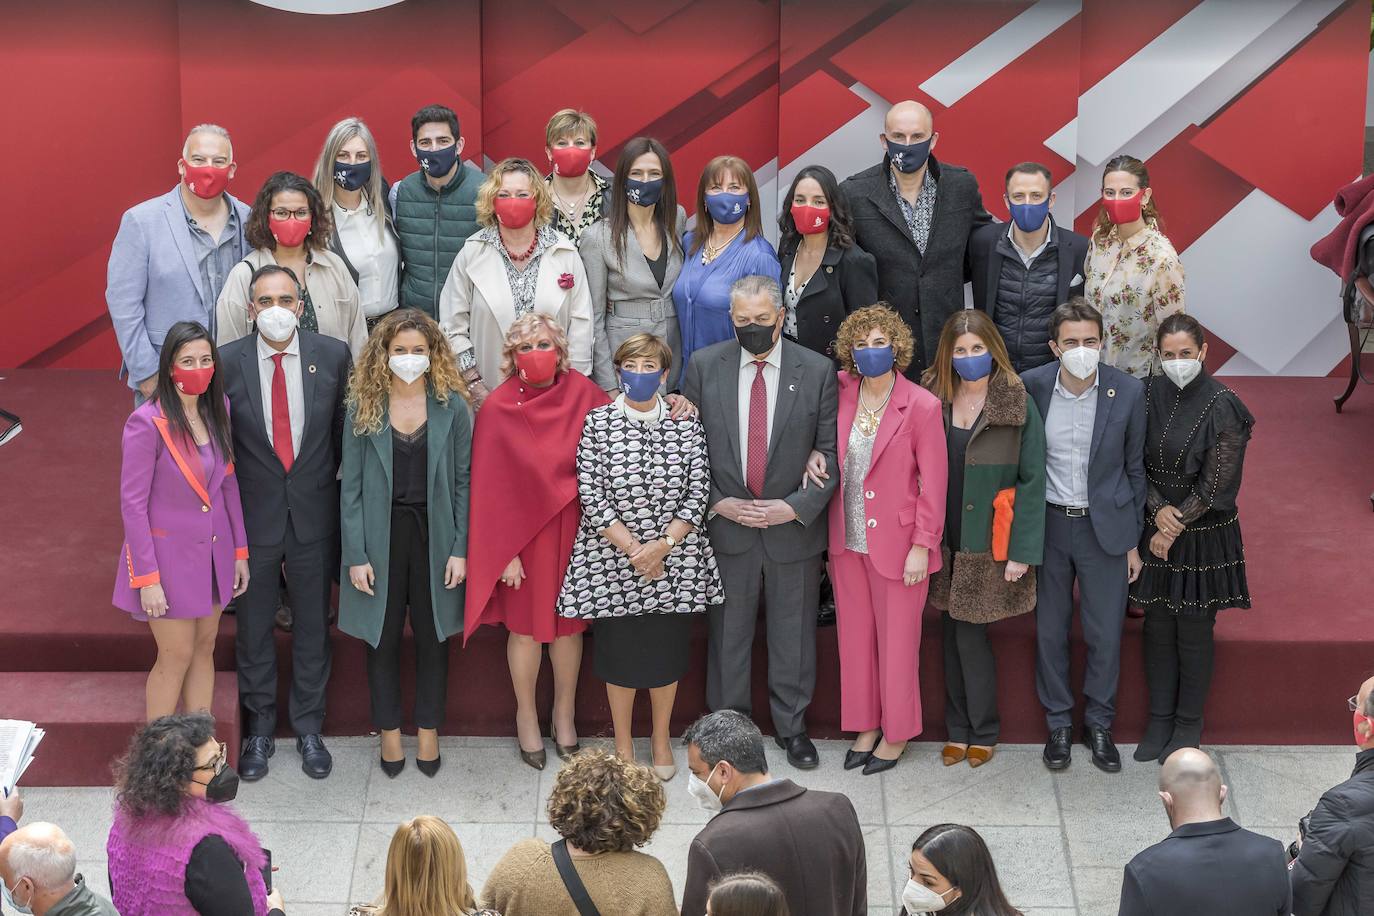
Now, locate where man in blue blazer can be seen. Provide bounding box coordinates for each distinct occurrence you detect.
[106,124,250,401]
[1022,297,1145,772]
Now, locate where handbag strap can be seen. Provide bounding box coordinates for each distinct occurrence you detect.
[551,839,601,916]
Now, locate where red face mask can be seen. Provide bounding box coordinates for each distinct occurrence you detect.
[1356,710,1373,746]
[1102,192,1145,225]
[494,196,537,229]
[515,347,559,385]
[550,147,593,178]
[182,162,230,199]
[171,365,215,395]
[791,204,830,236]
[270,215,312,248]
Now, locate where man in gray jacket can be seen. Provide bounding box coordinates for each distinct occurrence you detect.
[0,822,117,915]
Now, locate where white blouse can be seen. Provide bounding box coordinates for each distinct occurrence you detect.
[333,201,400,318]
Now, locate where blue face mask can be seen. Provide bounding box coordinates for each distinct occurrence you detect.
[1007,198,1050,233]
[619,368,663,402]
[416,143,458,178]
[333,160,372,192]
[887,137,932,174]
[953,351,994,382]
[853,345,894,378]
[624,178,664,208]
[705,191,749,225]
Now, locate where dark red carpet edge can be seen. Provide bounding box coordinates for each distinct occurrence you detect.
[1,369,1370,748]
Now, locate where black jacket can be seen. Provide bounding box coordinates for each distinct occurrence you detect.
[1118,818,1290,916]
[1291,748,1374,916]
[840,156,991,376]
[778,242,879,364]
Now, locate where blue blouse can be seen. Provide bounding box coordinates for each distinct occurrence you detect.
[672,231,781,387]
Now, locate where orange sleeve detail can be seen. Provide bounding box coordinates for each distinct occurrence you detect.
[235,546,250,561]
[225,461,235,475]
[991,488,1016,563]
[126,545,160,588]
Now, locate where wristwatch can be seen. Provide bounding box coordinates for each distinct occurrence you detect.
[660,534,680,549]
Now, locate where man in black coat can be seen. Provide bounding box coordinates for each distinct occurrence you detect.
[840,99,991,377]
[219,265,351,780]
[1290,675,1374,916]
[970,162,1090,373]
[1119,748,1290,915]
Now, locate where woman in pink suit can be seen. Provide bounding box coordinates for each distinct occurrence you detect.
[113,321,250,721]
[827,304,947,775]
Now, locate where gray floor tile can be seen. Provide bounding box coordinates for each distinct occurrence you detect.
[977,826,1075,910]
[14,787,114,860]
[364,746,542,823]
[252,820,359,903]
[1217,749,1350,827]
[351,820,533,907]
[884,745,1060,826]
[278,905,350,916]
[863,824,895,911]
[235,745,374,823]
[1072,865,1125,916]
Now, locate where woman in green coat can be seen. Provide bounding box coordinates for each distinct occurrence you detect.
[339,308,471,778]
[923,310,1046,770]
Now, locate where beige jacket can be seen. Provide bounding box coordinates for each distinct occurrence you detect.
[215,247,367,361]
[482,838,677,916]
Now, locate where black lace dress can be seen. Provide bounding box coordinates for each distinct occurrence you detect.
[1129,370,1254,617]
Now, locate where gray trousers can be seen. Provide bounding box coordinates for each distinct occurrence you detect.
[1035,510,1129,731]
[707,543,822,738]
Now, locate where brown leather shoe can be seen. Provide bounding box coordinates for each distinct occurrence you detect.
[967,745,996,768]
[941,744,968,766]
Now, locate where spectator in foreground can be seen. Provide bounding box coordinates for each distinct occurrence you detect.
[0,822,117,916]
[1118,748,1289,915]
[1289,674,1374,916]
[482,749,676,915]
[680,711,865,916]
[348,816,498,916]
[900,823,1021,915]
[706,871,789,916]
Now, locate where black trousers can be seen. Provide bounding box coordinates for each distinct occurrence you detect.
[367,507,447,731]
[236,519,335,736]
[1142,611,1216,727]
[942,610,999,744]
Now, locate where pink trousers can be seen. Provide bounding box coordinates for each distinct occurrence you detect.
[832,549,929,742]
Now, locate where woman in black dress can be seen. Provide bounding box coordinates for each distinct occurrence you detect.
[1130,313,1254,763]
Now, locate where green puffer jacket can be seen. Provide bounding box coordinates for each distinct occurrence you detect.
[393,165,482,318]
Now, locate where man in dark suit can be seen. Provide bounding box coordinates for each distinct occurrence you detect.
[219,264,351,780]
[840,100,991,376]
[680,711,865,916]
[1023,299,1144,773]
[682,276,838,769]
[1119,748,1291,915]
[971,162,1091,373]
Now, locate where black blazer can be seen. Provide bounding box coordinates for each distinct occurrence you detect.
[219,330,351,546]
[778,242,879,363]
[969,217,1089,319]
[1118,818,1291,916]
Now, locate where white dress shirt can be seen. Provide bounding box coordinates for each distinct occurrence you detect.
[1043,369,1098,507]
[333,201,400,318]
[737,341,782,482]
[257,332,305,457]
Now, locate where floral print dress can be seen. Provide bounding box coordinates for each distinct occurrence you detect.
[1084,219,1185,378]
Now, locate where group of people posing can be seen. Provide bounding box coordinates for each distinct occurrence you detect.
[107,98,1253,789]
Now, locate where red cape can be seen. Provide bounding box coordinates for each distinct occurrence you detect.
[464,370,610,643]
[1311,172,1374,281]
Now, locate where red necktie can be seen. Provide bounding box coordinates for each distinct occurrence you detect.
[747,360,768,496]
[270,353,294,472]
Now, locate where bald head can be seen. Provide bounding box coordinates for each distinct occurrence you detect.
[1158,749,1226,827]
[0,822,77,895]
[1359,675,1374,715]
[885,101,933,136]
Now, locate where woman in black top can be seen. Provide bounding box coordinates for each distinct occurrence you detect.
[1130,314,1253,763]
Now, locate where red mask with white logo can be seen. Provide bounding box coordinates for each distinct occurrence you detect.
[791,204,831,236]
[182,162,230,200]
[550,147,593,178]
[171,365,215,395]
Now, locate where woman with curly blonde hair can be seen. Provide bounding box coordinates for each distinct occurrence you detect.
[338,308,471,779]
[482,749,676,915]
[350,816,498,916]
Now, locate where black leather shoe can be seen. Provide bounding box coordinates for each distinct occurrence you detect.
[380,756,405,778]
[1043,727,1072,771]
[775,734,819,770]
[1083,726,1122,773]
[844,748,874,770]
[239,736,274,782]
[296,734,333,779]
[862,747,903,775]
[416,755,442,778]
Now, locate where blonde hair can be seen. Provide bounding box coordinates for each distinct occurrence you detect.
[613,333,673,371]
[313,117,387,219]
[545,108,598,147]
[834,304,914,376]
[475,158,553,229]
[499,313,571,380]
[347,309,469,436]
[921,310,1016,404]
[375,816,479,916]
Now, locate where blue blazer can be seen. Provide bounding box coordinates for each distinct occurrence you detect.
[106,186,251,389]
[1021,361,1145,555]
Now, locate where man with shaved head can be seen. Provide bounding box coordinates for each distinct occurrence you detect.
[839,100,991,377]
[0,822,117,915]
[1118,748,1290,915]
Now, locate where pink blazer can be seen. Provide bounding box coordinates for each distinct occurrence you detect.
[828,371,948,581]
[112,399,248,619]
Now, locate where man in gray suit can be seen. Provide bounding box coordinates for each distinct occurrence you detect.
[683,275,838,769]
[1022,298,1146,773]
[106,124,250,401]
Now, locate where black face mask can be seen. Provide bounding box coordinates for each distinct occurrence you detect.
[735,320,778,356]
[416,143,458,178]
[887,137,932,174]
[197,764,240,804]
[333,159,372,192]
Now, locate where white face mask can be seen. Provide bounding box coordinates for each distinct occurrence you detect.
[389,354,430,385]
[902,879,956,914]
[1058,345,1100,381]
[254,305,299,343]
[2,877,34,915]
[687,764,725,813]
[1161,358,1202,389]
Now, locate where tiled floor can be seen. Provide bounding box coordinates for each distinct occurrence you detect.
[25,738,1351,915]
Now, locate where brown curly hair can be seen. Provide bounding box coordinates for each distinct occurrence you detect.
[834,303,914,376]
[546,749,665,854]
[347,308,469,436]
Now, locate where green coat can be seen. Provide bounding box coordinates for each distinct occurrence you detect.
[338,391,471,648]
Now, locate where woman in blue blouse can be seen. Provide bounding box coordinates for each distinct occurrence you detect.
[673,155,781,386]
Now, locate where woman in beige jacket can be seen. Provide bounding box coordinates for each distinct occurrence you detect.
[439,158,594,406]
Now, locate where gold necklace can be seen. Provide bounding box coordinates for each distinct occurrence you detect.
[856,378,894,437]
[552,183,590,222]
[703,225,745,263]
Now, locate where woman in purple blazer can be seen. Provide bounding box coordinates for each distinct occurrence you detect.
[113,321,250,721]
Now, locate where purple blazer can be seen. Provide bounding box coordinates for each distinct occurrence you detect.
[112,399,248,619]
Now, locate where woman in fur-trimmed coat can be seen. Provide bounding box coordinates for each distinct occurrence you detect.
[923,310,1046,770]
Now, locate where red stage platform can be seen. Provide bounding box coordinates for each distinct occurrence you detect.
[1,369,1370,785]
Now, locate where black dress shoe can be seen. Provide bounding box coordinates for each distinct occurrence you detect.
[296,734,333,779]
[380,756,405,778]
[1043,727,1072,771]
[775,734,819,770]
[862,748,903,775]
[416,755,442,778]
[1083,726,1122,773]
[239,736,275,782]
[844,748,874,770]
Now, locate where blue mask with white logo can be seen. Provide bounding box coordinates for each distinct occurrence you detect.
[624,178,664,208]
[619,368,663,402]
[416,144,458,178]
[887,138,932,174]
[1007,199,1050,233]
[853,345,894,378]
[333,160,372,192]
[705,191,749,225]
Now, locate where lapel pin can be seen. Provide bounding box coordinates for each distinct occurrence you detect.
[308,364,317,374]
[1107,388,1115,398]
[825,266,833,273]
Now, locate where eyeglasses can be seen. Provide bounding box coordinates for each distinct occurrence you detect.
[1351,695,1363,713]
[270,208,311,221]
[193,740,227,774]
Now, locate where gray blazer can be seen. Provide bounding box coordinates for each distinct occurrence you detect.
[683,337,838,563]
[1022,361,1146,555]
[580,206,687,390]
[105,186,250,389]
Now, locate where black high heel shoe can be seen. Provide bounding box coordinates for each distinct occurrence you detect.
[380,756,405,779]
[844,732,881,771]
[416,755,442,777]
[862,744,906,775]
